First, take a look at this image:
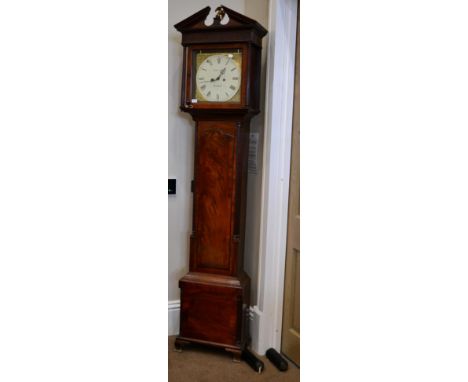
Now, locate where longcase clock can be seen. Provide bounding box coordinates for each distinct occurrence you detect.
[173,5,267,361]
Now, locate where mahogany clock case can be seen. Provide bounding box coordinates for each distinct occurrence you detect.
[173,5,267,360]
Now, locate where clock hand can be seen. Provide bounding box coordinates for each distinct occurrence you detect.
[213,68,226,81]
[199,68,227,84]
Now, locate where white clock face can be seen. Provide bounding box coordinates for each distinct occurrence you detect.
[195,53,241,102]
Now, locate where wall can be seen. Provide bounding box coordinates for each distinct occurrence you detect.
[168,0,269,306]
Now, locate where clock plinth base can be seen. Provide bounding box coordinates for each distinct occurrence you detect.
[176,271,250,357]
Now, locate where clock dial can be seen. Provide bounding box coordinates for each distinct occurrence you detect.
[195,53,241,102]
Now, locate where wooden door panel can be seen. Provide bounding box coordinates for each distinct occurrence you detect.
[281,8,300,366]
[282,246,300,363]
[194,122,236,272]
[291,249,300,333]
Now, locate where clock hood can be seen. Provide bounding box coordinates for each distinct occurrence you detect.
[174,5,267,47]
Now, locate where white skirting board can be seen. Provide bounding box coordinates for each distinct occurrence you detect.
[168,300,180,336]
[249,306,263,354]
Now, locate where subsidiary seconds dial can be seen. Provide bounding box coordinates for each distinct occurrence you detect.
[196,54,241,102]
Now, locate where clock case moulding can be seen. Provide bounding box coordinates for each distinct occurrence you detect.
[173,6,267,361]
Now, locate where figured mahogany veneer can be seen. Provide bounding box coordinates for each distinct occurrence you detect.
[178,271,250,357]
[174,6,267,359]
[190,120,250,276]
[194,122,236,272]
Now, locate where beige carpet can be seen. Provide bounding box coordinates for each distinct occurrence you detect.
[168,336,299,382]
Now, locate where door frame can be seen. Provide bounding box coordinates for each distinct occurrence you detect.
[250,0,298,355]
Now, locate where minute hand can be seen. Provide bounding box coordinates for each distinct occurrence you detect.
[213,68,226,81]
